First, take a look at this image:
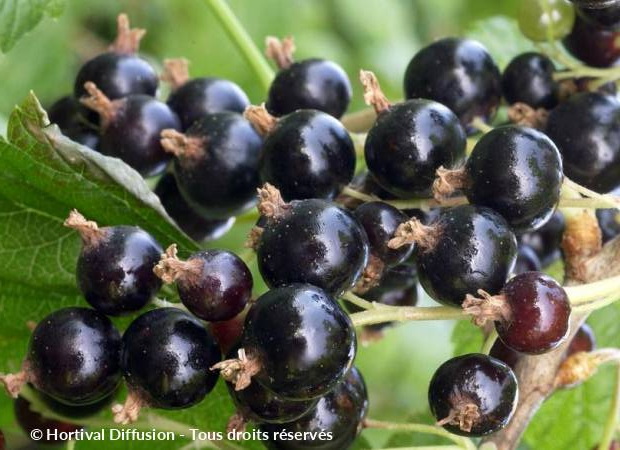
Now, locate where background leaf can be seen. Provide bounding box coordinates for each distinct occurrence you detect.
[0,0,66,52]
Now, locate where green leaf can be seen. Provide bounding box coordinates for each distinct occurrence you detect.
[451,320,484,356]
[0,0,66,53]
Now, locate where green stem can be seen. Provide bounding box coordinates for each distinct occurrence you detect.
[202,0,274,91]
[598,364,620,450]
[341,107,377,133]
[573,295,620,314]
[554,66,620,81]
[350,306,466,327]
[566,275,620,305]
[364,418,476,450]
[563,177,620,209]
[470,117,493,134]
[481,329,498,355]
[66,441,76,450]
[341,291,375,310]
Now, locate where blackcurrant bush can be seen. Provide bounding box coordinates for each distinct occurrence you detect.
[362,71,466,198]
[81,84,181,177]
[74,15,158,103]
[265,36,352,118]
[256,187,369,296]
[501,53,559,109]
[250,106,355,201]
[462,125,564,232]
[116,308,221,420]
[429,353,518,437]
[3,307,122,406]
[14,396,82,444]
[403,38,501,128]
[563,14,620,67]
[260,367,368,450]
[390,205,517,307]
[64,210,162,316]
[566,323,596,356]
[513,245,542,275]
[47,96,99,149]
[163,59,250,130]
[518,0,575,41]
[154,244,253,322]
[220,284,356,400]
[519,211,565,266]
[154,173,235,242]
[545,92,620,193]
[162,112,262,219]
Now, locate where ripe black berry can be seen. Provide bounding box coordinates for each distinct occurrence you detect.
[260,367,368,450]
[116,308,221,420]
[47,96,99,149]
[154,245,253,322]
[575,1,620,28]
[6,307,122,406]
[390,205,517,307]
[462,125,564,232]
[501,53,559,109]
[222,284,356,400]
[563,14,620,67]
[545,92,620,193]
[513,245,542,275]
[163,59,250,130]
[265,36,352,118]
[64,210,162,316]
[519,211,565,266]
[567,323,596,356]
[429,353,518,437]
[596,187,620,242]
[489,339,521,370]
[362,71,466,198]
[154,173,235,242]
[81,84,181,177]
[163,112,262,219]
[15,396,82,444]
[251,106,355,201]
[403,37,501,128]
[256,187,369,296]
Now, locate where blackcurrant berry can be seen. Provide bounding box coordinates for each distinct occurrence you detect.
[489,339,521,370]
[154,244,253,322]
[154,173,235,242]
[362,71,466,198]
[116,308,221,419]
[429,353,518,437]
[3,307,122,406]
[566,323,596,356]
[563,14,620,67]
[64,210,162,316]
[513,245,542,275]
[545,92,620,193]
[47,96,99,149]
[220,284,356,400]
[81,84,181,177]
[596,187,620,242]
[210,312,246,355]
[390,205,517,307]
[403,38,501,128]
[14,396,82,444]
[265,36,352,118]
[74,15,157,103]
[34,386,117,420]
[501,53,559,109]
[162,112,262,219]
[462,125,564,232]
[250,106,355,201]
[519,211,565,266]
[575,0,620,28]
[260,367,368,450]
[163,59,250,130]
[256,187,369,296]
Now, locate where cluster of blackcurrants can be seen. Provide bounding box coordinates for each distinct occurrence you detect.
[4,1,620,446]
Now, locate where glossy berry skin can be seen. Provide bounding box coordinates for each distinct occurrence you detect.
[74,53,158,101]
[14,396,82,444]
[513,245,542,275]
[266,59,352,119]
[518,0,575,41]
[257,199,369,296]
[259,110,355,201]
[47,96,99,149]
[563,14,620,67]
[77,226,162,316]
[501,53,559,109]
[489,339,521,371]
[365,99,466,198]
[598,208,620,243]
[28,307,121,406]
[465,126,563,233]
[403,38,501,127]
[429,353,518,437]
[121,308,221,409]
[546,92,620,193]
[261,367,368,450]
[154,173,235,242]
[99,95,180,177]
[567,323,596,356]
[242,284,356,400]
[496,272,571,354]
[35,388,116,420]
[167,77,250,130]
[576,2,620,28]
[176,250,253,322]
[354,201,412,267]
[519,211,565,266]
[172,112,262,219]
[416,205,517,307]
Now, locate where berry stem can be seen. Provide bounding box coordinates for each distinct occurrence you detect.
[563,177,620,209]
[201,0,274,91]
[599,364,620,450]
[573,294,620,313]
[565,274,620,305]
[341,107,377,133]
[341,291,388,310]
[481,328,499,355]
[349,305,467,327]
[470,117,493,134]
